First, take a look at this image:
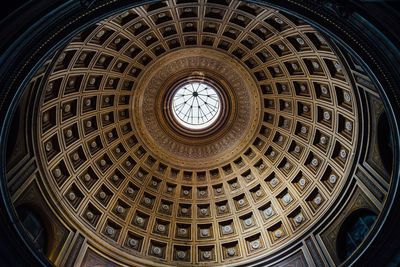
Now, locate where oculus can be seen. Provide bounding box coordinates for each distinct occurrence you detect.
[171,81,220,130]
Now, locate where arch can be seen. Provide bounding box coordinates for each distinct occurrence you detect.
[377,112,394,174]
[15,205,48,255]
[337,208,377,261]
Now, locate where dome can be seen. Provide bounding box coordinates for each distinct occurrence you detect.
[1,1,399,267]
[35,2,359,264]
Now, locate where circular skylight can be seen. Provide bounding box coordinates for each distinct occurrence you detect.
[172,82,220,129]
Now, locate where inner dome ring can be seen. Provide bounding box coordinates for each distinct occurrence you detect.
[133,48,261,167]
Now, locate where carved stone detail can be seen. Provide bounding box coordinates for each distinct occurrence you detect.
[133,48,260,168]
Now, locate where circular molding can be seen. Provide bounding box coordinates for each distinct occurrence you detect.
[133,48,261,168]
